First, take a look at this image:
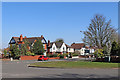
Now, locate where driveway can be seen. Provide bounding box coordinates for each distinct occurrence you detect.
[2,60,119,78]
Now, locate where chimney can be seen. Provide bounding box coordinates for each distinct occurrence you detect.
[41,35,43,38]
[20,34,23,41]
[24,36,27,38]
[48,40,50,47]
[71,42,75,46]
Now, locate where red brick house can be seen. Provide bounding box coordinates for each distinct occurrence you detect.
[9,34,47,55]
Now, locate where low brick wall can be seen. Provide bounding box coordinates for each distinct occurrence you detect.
[2,59,10,61]
[20,55,43,60]
[49,57,60,59]
[79,55,89,58]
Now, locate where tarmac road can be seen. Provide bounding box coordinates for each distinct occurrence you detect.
[2,59,119,78]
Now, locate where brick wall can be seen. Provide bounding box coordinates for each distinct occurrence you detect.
[49,57,60,59]
[20,55,43,60]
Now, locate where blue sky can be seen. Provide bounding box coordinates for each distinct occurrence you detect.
[2,2,118,48]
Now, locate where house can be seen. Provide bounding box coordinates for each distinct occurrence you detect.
[89,46,95,54]
[71,43,91,55]
[47,40,74,54]
[9,34,48,56]
[66,44,74,53]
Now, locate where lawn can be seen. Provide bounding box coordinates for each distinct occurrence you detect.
[29,61,119,68]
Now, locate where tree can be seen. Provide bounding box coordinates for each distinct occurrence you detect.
[25,52,35,56]
[20,39,29,55]
[82,14,116,59]
[32,38,44,55]
[94,49,104,58]
[111,41,119,56]
[9,44,14,57]
[12,44,20,58]
[55,38,64,43]
[3,49,7,58]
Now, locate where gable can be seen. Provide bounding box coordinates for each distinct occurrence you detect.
[60,43,67,51]
[9,38,16,44]
[41,38,47,44]
[52,43,57,49]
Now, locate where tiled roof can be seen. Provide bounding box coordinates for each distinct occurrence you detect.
[50,42,63,48]
[25,37,43,44]
[65,44,72,48]
[12,37,19,43]
[11,36,44,44]
[71,43,85,49]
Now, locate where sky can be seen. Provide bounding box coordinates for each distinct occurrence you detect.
[2,2,118,48]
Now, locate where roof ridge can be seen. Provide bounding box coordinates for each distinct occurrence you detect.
[13,37,19,38]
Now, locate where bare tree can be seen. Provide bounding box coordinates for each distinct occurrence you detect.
[82,14,116,61]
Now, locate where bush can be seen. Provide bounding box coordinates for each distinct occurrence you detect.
[53,54,57,57]
[47,54,58,58]
[94,49,104,58]
[25,52,35,56]
[72,53,79,56]
[57,54,60,57]
[59,55,64,59]
[63,53,69,57]
[46,54,49,57]
[74,51,80,54]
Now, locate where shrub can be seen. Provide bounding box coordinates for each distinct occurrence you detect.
[62,53,68,57]
[49,55,53,57]
[46,54,49,57]
[47,54,58,58]
[74,51,80,54]
[72,53,79,56]
[31,53,35,56]
[57,54,60,57]
[53,54,57,57]
[25,52,35,56]
[59,55,64,59]
[94,49,104,58]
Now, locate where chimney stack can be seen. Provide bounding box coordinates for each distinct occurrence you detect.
[41,35,43,38]
[48,40,50,47]
[20,34,23,41]
[24,36,27,38]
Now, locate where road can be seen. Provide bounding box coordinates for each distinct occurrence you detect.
[2,59,119,78]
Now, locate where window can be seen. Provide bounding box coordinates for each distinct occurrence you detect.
[19,44,21,48]
[43,44,45,48]
[42,39,45,43]
[11,39,15,43]
[63,47,65,51]
[53,47,55,50]
[69,48,71,51]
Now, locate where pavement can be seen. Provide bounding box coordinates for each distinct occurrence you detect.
[1,59,119,78]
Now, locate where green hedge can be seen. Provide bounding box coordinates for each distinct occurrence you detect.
[59,55,64,59]
[72,53,79,56]
[47,54,57,58]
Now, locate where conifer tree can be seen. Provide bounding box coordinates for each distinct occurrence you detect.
[32,38,44,55]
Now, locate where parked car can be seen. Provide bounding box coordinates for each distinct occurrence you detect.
[38,56,48,61]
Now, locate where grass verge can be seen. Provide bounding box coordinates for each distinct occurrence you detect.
[29,61,119,68]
